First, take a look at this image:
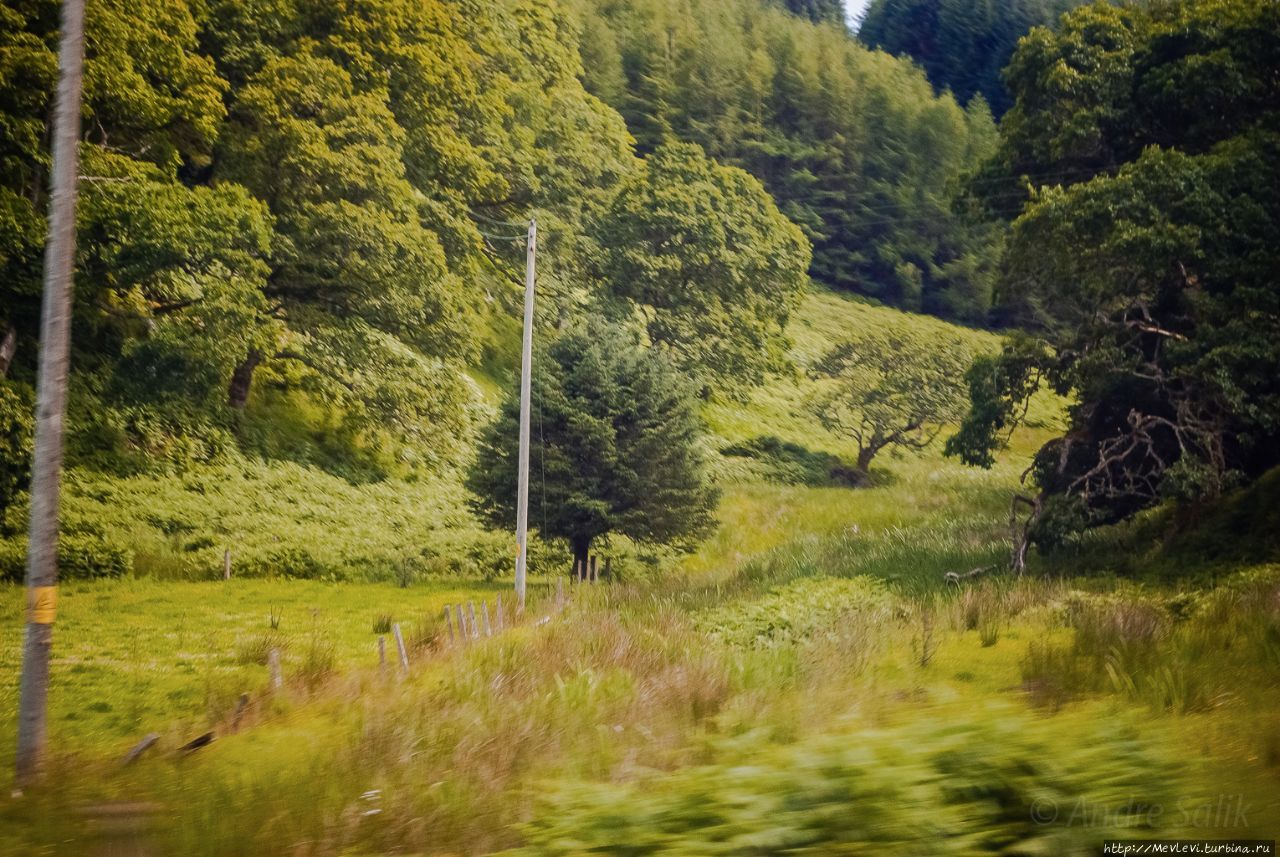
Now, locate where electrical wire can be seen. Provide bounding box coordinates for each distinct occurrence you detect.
[469,208,532,228]
[475,228,528,242]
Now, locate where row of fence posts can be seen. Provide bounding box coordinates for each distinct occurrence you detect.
[254,568,597,684]
[371,579,573,678]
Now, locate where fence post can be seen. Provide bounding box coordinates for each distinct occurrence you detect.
[223,548,232,581]
[444,605,455,644]
[496,594,505,632]
[467,602,480,640]
[267,648,283,691]
[482,601,493,637]
[377,636,387,676]
[391,623,409,675]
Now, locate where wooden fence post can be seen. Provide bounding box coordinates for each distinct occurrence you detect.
[391,623,409,675]
[267,648,283,691]
[467,602,479,640]
[444,605,455,644]
[496,594,505,632]
[223,548,231,581]
[377,636,387,676]
[557,576,565,608]
[482,601,493,637]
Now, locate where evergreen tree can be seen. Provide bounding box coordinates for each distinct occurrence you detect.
[468,326,718,574]
[775,0,846,26]
[858,0,1086,116]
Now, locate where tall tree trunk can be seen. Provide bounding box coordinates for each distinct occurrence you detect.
[855,445,876,474]
[227,349,261,410]
[0,325,15,378]
[571,537,592,583]
[16,0,85,788]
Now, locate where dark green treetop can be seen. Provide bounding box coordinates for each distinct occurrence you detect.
[468,325,718,571]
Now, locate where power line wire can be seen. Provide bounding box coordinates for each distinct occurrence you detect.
[475,228,528,242]
[469,208,531,228]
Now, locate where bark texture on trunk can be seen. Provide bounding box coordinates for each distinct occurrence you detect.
[227,350,261,410]
[0,325,15,377]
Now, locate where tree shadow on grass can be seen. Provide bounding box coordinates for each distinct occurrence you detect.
[721,435,871,488]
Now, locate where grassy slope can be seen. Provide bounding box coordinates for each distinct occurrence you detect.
[2,288,1278,854]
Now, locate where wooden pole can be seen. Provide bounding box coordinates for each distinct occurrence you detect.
[556,576,565,608]
[377,636,387,675]
[452,604,466,644]
[444,605,455,643]
[122,733,159,766]
[223,548,232,581]
[391,623,409,675]
[482,601,493,638]
[514,218,536,613]
[496,594,505,632]
[267,648,283,690]
[467,602,480,640]
[15,0,86,788]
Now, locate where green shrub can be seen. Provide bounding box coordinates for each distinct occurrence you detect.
[516,708,1189,855]
[0,533,132,582]
[0,380,33,510]
[697,576,896,648]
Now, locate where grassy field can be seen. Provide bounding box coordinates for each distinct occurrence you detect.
[1,289,1277,854]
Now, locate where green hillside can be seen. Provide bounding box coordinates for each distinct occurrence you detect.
[2,0,1278,852]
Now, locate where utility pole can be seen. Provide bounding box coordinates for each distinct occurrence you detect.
[16,0,86,787]
[514,218,536,612]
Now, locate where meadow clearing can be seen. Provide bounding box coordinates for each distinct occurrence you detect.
[1,290,1277,855]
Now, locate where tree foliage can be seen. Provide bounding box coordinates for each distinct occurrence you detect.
[858,0,1085,116]
[594,143,810,391]
[950,0,1280,542]
[571,0,1001,320]
[468,326,717,570]
[812,329,975,474]
[773,0,846,25]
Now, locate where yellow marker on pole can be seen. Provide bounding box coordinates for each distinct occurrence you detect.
[27,586,57,625]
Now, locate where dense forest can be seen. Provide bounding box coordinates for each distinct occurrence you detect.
[573,0,1002,315]
[2,0,1277,573]
[0,0,995,518]
[858,0,1086,115]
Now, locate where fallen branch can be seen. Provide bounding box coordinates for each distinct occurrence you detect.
[944,565,997,586]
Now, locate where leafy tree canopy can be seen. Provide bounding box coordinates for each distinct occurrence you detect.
[593,142,811,393]
[949,0,1280,545]
[572,0,1001,320]
[812,328,976,474]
